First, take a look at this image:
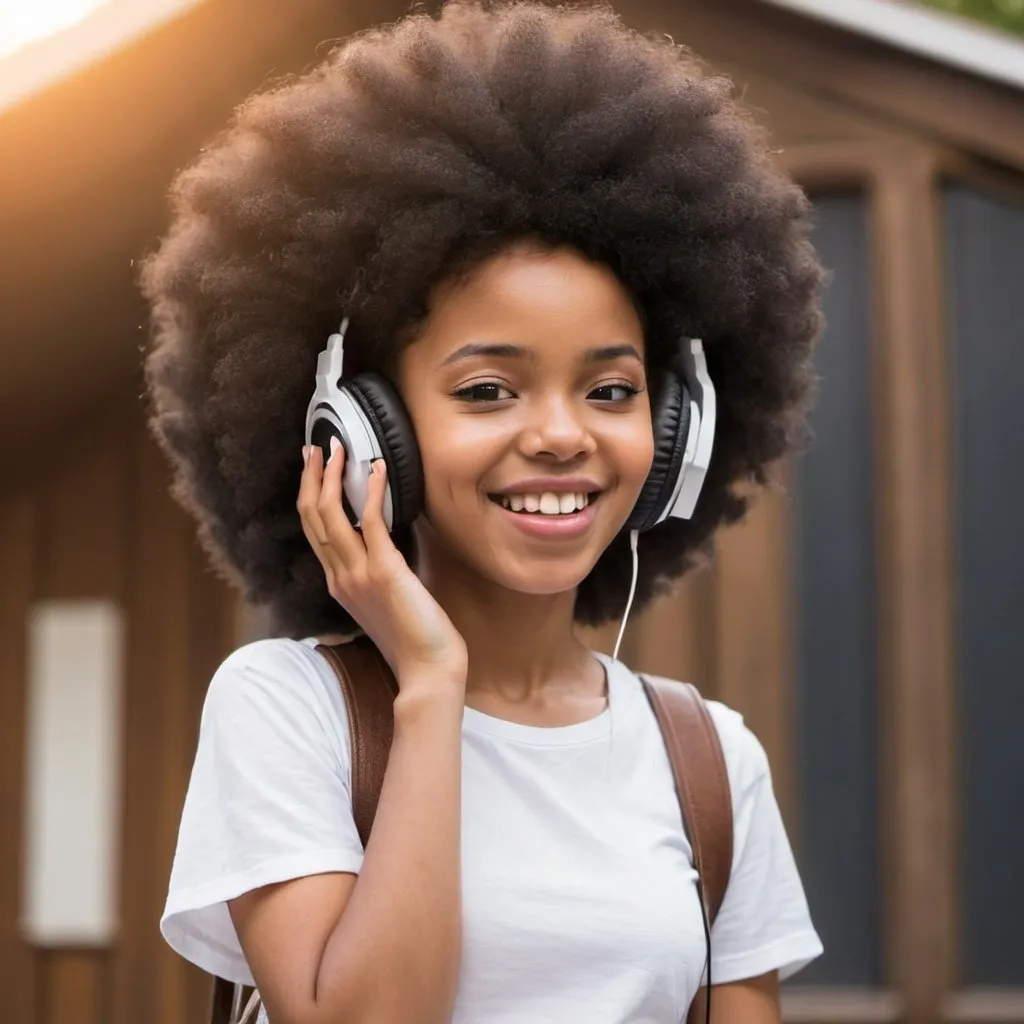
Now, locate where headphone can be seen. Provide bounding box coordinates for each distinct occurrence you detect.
[305,318,716,532]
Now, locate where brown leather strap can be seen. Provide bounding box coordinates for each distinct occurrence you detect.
[640,675,733,924]
[316,636,399,847]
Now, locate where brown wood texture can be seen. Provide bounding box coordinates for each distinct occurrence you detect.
[0,495,36,1024]
[111,424,211,1024]
[869,149,957,1021]
[712,479,796,832]
[630,567,716,693]
[782,987,904,1022]
[39,951,108,1024]
[943,989,1024,1022]
[32,431,129,1024]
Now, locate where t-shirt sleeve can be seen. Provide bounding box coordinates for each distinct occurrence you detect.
[704,702,824,985]
[160,638,365,986]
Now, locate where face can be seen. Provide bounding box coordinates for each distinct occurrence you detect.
[397,243,655,598]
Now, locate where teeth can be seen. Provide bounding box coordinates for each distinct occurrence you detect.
[540,493,561,515]
[499,492,592,515]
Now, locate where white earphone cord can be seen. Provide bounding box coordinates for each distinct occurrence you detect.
[611,528,640,662]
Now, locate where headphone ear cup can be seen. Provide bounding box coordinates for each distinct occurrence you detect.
[627,370,692,532]
[344,374,423,531]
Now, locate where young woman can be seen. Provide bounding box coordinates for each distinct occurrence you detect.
[144,2,825,1021]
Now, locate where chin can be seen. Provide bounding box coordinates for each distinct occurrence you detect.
[479,552,600,599]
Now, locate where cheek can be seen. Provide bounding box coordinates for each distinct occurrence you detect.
[630,432,656,487]
[414,422,492,510]
[609,417,656,500]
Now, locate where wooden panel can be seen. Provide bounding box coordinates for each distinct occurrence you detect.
[712,480,796,829]
[34,431,125,600]
[943,990,1024,1022]
[630,568,716,691]
[41,951,107,1024]
[869,150,956,1021]
[783,987,903,1023]
[32,430,128,1024]
[0,494,36,1024]
[111,427,196,1024]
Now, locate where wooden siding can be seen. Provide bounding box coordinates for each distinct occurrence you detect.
[0,413,236,1024]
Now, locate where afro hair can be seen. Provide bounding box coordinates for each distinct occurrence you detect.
[141,0,824,638]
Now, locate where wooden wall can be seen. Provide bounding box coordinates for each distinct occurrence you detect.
[0,411,236,1024]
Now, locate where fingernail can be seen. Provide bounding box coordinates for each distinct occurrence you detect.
[329,436,341,461]
[302,445,310,465]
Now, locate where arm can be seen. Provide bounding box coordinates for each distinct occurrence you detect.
[229,445,470,1024]
[229,681,464,1024]
[687,971,780,1024]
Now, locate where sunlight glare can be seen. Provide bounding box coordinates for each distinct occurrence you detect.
[0,0,112,61]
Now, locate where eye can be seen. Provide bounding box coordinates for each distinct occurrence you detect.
[453,381,516,402]
[588,382,640,402]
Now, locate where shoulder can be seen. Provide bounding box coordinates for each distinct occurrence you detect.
[201,637,352,754]
[702,699,772,802]
[625,665,771,805]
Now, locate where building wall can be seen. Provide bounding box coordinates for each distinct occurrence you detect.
[0,413,236,1024]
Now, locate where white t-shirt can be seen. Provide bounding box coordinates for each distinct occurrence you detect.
[162,638,822,1022]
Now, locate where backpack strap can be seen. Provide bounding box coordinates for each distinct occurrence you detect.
[639,675,734,925]
[317,636,399,846]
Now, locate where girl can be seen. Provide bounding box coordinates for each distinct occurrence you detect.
[144,2,825,1020]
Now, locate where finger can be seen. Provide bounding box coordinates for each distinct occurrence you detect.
[317,437,365,566]
[359,460,394,558]
[297,444,330,546]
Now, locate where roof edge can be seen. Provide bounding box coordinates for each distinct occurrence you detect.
[759,0,1024,93]
[0,0,206,113]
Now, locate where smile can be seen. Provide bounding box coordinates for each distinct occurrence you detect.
[490,491,594,515]
[487,491,602,540]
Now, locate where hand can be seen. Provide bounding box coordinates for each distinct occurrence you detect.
[297,440,468,688]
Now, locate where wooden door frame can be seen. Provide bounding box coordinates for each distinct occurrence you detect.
[762,138,957,1024]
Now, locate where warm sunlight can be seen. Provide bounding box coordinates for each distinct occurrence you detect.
[0,0,112,61]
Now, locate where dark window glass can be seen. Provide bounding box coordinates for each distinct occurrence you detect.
[944,182,1024,986]
[789,193,881,986]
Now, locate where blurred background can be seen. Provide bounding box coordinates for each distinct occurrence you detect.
[0,0,1021,1022]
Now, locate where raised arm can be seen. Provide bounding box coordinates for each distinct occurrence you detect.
[229,444,469,1024]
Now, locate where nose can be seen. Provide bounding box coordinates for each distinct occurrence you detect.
[519,393,597,462]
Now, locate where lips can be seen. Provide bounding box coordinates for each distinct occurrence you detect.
[488,492,601,540]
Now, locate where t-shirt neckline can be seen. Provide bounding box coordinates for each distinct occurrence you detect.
[460,652,631,746]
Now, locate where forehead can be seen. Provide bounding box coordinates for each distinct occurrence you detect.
[411,245,645,363]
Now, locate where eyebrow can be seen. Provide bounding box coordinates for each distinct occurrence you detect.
[439,341,643,367]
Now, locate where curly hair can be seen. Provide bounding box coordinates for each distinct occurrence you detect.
[141,0,824,638]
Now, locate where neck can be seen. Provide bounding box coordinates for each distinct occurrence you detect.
[413,529,595,699]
